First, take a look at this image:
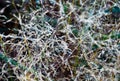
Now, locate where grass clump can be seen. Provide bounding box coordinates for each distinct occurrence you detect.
[0,0,120,81]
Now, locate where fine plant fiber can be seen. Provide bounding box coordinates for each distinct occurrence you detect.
[0,0,120,81]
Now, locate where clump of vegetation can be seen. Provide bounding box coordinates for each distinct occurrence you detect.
[0,0,120,81]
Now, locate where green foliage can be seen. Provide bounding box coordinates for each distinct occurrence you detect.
[101,34,109,40]
[9,59,18,66]
[105,6,120,13]
[79,58,88,67]
[0,53,9,62]
[111,6,120,14]
[44,16,57,27]
[111,32,120,39]
[63,4,69,14]
[97,64,103,69]
[72,28,79,37]
[105,6,120,18]
[92,44,99,50]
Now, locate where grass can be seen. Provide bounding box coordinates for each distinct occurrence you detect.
[0,0,120,81]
